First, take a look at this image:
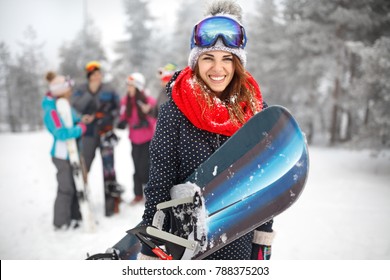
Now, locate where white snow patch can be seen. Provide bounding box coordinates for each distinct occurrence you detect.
[220,233,228,243]
[212,165,218,176]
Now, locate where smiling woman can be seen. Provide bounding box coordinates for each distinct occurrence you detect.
[137,0,274,261]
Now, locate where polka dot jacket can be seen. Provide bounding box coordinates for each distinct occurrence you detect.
[141,71,273,260]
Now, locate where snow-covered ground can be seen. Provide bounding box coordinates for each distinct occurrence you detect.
[0,130,389,260]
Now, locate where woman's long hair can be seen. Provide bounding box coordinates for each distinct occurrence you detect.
[194,55,259,125]
[125,88,148,122]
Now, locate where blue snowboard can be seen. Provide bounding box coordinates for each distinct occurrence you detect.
[87,105,309,260]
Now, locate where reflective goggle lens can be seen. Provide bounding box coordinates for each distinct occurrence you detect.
[191,16,246,49]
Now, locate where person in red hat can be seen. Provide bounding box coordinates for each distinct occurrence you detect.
[156,63,178,108]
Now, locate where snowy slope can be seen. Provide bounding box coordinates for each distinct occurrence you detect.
[0,130,389,260]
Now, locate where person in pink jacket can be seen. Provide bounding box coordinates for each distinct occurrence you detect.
[117,73,157,205]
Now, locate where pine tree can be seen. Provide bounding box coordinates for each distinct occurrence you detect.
[8,26,46,132]
[170,0,203,68]
[58,18,107,85]
[0,42,12,131]
[113,0,154,93]
[280,0,390,147]
[247,0,288,103]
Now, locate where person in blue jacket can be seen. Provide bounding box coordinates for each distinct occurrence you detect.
[42,72,87,230]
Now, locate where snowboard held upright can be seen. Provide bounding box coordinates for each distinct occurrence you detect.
[100,133,122,216]
[56,98,96,233]
[95,110,123,217]
[87,105,309,259]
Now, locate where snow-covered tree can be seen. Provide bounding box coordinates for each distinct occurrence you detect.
[170,0,203,68]
[247,0,321,143]
[58,18,107,85]
[347,37,390,148]
[247,0,290,103]
[113,0,154,94]
[7,26,46,132]
[278,0,390,147]
[0,42,12,131]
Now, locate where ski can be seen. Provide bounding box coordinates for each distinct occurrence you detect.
[56,98,96,233]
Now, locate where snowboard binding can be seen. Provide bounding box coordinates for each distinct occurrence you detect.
[100,131,119,148]
[130,183,208,260]
[104,181,124,197]
[86,248,120,260]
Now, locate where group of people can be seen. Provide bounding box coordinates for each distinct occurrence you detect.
[42,61,176,225]
[42,0,275,260]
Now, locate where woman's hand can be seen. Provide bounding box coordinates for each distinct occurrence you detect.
[137,100,152,114]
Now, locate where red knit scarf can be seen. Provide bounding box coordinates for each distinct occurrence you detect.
[171,66,263,136]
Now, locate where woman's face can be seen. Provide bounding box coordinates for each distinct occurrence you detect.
[127,84,136,97]
[197,50,235,97]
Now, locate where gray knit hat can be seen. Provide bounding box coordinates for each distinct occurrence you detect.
[188,0,247,69]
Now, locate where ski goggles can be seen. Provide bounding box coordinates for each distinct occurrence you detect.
[49,76,74,94]
[190,16,247,49]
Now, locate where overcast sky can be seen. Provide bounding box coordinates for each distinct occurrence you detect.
[0,0,181,68]
[0,0,256,69]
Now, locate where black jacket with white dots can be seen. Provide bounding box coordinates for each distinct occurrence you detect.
[141,71,273,259]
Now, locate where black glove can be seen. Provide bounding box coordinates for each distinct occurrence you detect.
[117,120,127,129]
[133,119,149,129]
